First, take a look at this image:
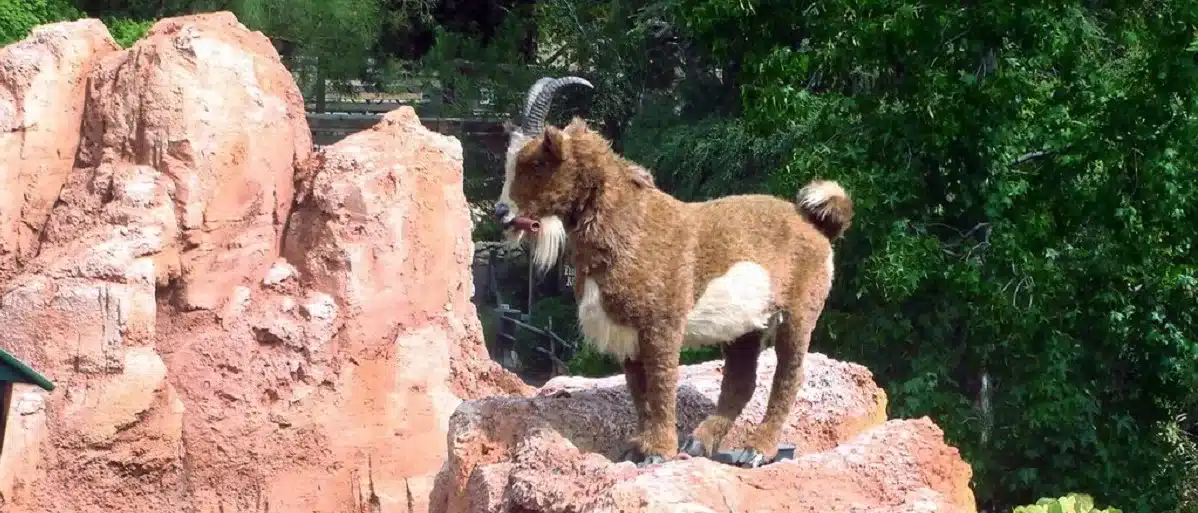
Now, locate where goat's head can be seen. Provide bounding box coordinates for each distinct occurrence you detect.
[494,76,594,273]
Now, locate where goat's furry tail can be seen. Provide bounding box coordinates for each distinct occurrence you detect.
[795,180,854,240]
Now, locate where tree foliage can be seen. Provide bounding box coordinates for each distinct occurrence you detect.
[673,0,1198,510]
[0,0,82,45]
[230,0,385,98]
[102,16,150,46]
[439,0,1198,510]
[62,0,428,93]
[424,4,1198,507]
[1014,493,1123,513]
[0,0,148,48]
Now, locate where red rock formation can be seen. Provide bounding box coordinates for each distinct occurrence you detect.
[38,12,312,311]
[432,350,977,513]
[0,11,977,513]
[0,19,120,284]
[0,12,527,513]
[533,351,889,458]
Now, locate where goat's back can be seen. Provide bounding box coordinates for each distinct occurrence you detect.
[686,193,833,305]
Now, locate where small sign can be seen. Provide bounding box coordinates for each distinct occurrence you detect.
[561,263,576,290]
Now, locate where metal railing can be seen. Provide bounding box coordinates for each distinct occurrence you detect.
[479,245,577,377]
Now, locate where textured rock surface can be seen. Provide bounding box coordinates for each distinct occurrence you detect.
[478,418,971,513]
[433,350,976,513]
[533,351,889,459]
[0,19,120,283]
[38,12,312,311]
[0,13,527,513]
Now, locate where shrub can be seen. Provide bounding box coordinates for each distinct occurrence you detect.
[0,0,80,46]
[103,17,152,48]
[1013,493,1121,513]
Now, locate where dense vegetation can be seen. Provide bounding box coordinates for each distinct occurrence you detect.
[3,0,1195,511]
[673,1,1198,511]
[1,0,79,44]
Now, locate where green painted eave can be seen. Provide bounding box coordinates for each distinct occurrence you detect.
[0,348,54,392]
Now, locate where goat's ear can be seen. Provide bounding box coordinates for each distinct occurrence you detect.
[542,126,568,161]
[565,117,588,134]
[502,121,517,135]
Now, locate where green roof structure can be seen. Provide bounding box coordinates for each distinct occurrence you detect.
[0,348,54,392]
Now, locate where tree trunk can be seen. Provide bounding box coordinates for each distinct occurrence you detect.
[315,58,327,113]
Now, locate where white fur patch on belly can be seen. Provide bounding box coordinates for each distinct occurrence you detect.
[577,278,640,360]
[576,262,775,361]
[683,261,775,348]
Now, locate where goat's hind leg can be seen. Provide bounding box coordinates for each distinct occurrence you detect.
[680,331,762,458]
[727,307,815,469]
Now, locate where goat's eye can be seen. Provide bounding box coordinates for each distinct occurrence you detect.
[532,162,558,179]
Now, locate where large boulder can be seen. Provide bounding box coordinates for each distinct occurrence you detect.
[0,13,527,513]
[432,350,977,513]
[0,19,120,283]
[38,12,312,311]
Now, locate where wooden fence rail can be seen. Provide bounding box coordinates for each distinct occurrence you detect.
[306,111,508,147]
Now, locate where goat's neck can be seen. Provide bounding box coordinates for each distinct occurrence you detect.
[567,168,647,276]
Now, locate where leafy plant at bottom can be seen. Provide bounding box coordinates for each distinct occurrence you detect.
[1013,493,1121,513]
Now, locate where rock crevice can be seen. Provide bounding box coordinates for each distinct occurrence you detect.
[0,13,527,513]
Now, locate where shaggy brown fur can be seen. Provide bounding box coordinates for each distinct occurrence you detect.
[502,117,853,467]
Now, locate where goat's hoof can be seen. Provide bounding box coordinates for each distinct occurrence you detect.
[636,454,666,468]
[619,447,639,462]
[619,447,666,468]
[712,447,768,469]
[679,437,707,458]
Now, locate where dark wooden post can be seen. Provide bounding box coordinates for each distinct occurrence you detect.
[0,383,11,455]
[0,349,54,457]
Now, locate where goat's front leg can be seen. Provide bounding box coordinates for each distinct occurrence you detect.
[622,357,649,432]
[622,324,683,467]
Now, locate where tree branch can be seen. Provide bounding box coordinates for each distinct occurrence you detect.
[1011,150,1055,166]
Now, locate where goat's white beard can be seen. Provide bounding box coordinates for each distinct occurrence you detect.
[529,215,567,275]
[498,131,567,274]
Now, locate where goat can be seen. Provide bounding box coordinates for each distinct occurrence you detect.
[493,76,854,468]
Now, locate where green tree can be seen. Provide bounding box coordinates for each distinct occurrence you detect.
[675,0,1198,510]
[0,0,146,49]
[229,0,384,105]
[0,0,82,45]
[103,16,150,46]
[69,0,400,101]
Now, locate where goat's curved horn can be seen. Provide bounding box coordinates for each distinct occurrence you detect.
[520,76,593,136]
[522,77,555,120]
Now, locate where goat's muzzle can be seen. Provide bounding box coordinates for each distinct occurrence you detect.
[493,203,539,233]
[509,216,540,234]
